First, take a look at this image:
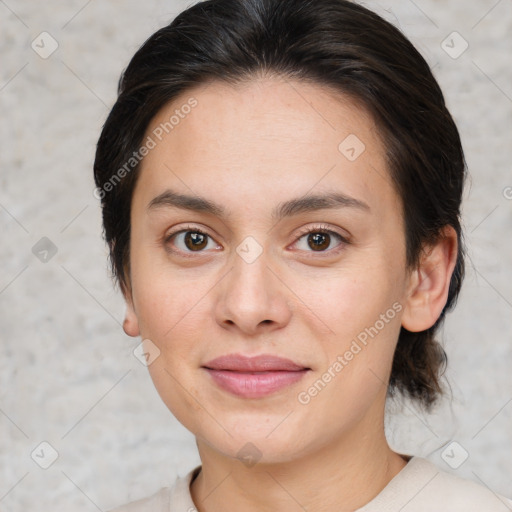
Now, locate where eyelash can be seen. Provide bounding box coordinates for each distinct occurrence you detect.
[164,223,349,258]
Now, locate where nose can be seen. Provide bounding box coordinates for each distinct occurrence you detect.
[214,246,292,336]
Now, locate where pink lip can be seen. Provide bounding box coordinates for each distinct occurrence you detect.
[202,354,310,398]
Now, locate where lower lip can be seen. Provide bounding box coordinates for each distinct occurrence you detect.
[204,368,309,398]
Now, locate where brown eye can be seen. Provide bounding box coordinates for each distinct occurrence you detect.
[184,231,208,251]
[294,227,347,254]
[307,232,331,251]
[166,228,219,255]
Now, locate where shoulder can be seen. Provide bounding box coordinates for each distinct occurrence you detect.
[379,456,512,512]
[106,465,201,512]
[425,463,512,511]
[107,487,171,512]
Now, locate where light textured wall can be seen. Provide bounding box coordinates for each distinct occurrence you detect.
[0,1,511,510]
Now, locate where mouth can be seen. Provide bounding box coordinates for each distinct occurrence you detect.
[202,353,311,398]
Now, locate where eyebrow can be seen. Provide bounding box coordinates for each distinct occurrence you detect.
[147,188,370,221]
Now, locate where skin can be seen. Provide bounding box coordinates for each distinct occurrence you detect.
[122,77,458,512]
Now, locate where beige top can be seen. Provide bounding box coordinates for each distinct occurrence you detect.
[109,456,512,511]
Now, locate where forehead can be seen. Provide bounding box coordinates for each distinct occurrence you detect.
[134,78,397,218]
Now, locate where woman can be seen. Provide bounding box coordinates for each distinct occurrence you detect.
[94,0,512,510]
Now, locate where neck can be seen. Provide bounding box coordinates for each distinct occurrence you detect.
[190,403,408,512]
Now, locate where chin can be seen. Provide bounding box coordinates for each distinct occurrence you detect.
[193,413,319,464]
[201,435,307,466]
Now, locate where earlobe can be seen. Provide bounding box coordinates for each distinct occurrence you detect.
[401,226,458,333]
[122,282,140,337]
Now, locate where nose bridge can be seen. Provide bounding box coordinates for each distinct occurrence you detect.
[229,238,274,305]
[215,236,291,331]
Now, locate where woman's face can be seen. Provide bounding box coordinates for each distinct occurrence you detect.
[125,78,413,463]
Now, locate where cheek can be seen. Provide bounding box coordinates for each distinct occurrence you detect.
[292,259,405,399]
[289,261,402,343]
[146,360,208,438]
[130,242,210,340]
[296,310,402,436]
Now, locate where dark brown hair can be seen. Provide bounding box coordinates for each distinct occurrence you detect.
[94,0,466,409]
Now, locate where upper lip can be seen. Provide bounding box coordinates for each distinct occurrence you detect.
[203,354,309,372]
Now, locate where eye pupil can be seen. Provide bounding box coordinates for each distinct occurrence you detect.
[308,232,330,251]
[185,231,208,251]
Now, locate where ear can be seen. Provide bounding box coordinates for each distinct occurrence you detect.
[121,279,140,337]
[401,226,458,332]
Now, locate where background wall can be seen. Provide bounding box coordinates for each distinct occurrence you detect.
[0,1,511,510]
